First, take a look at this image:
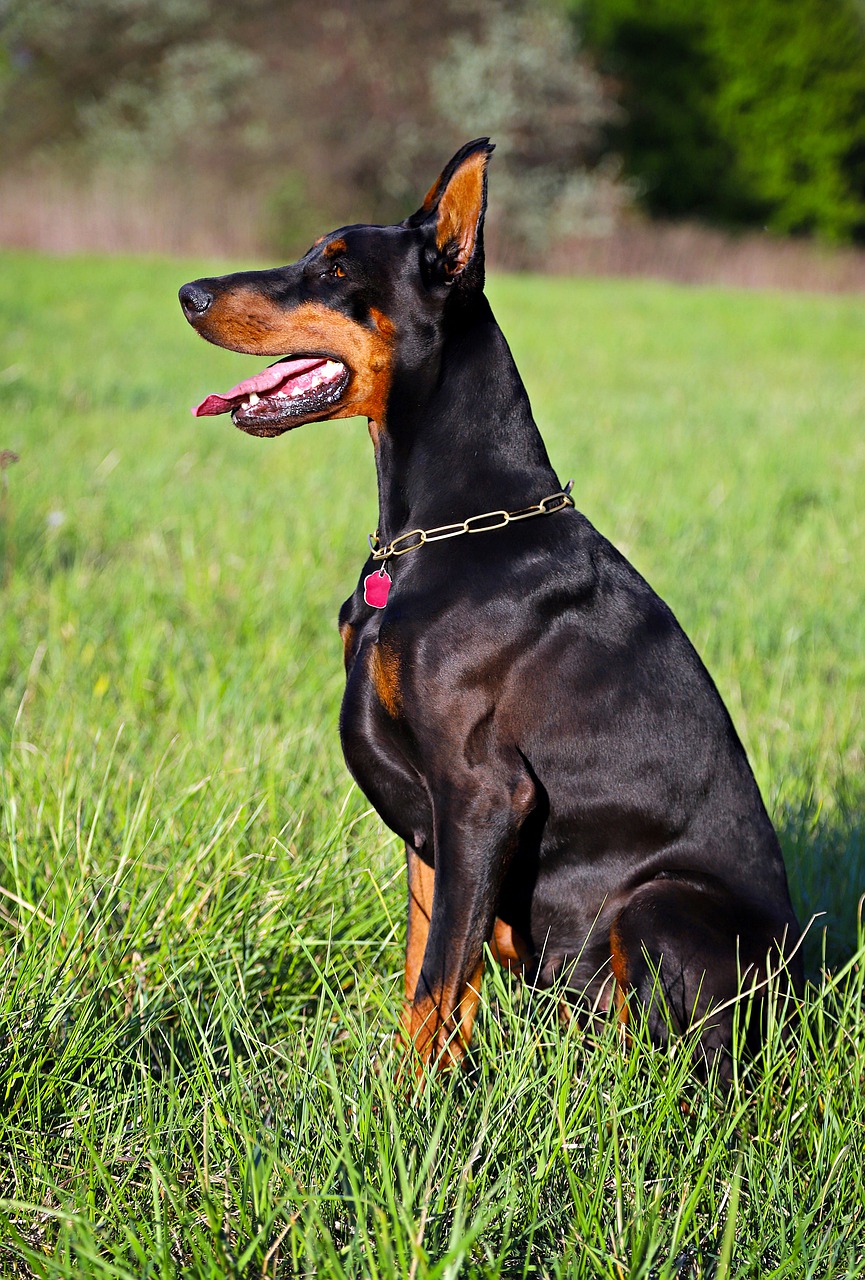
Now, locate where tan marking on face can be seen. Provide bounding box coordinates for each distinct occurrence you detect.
[363,308,397,426]
[193,296,395,424]
[370,307,395,339]
[323,238,347,258]
[369,641,401,718]
[435,151,487,270]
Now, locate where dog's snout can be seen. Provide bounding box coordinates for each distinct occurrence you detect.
[179,281,214,319]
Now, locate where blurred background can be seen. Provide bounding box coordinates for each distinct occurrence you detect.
[3,0,865,288]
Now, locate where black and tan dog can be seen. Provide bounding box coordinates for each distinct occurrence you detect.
[180,139,802,1080]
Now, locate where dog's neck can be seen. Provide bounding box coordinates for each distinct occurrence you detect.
[370,295,558,543]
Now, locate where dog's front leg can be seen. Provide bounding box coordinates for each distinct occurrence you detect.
[405,766,536,1070]
[404,844,434,1008]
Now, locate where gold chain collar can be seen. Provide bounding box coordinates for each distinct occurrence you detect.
[368,481,574,563]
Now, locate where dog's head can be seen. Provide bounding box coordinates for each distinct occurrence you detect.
[179,139,494,437]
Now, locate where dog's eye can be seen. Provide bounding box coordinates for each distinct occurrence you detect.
[326,263,346,279]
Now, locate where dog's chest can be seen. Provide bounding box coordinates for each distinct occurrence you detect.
[336,590,423,818]
[341,653,437,854]
[340,596,404,724]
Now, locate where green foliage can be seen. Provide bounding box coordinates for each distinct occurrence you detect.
[0,0,629,258]
[76,38,259,166]
[583,0,865,241]
[265,171,333,260]
[1,252,864,1273]
[708,0,865,240]
[0,0,259,165]
[1,0,193,145]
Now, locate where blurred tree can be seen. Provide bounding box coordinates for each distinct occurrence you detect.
[77,39,259,165]
[252,0,627,255]
[708,0,865,240]
[0,0,260,164]
[432,0,626,252]
[582,0,865,241]
[0,0,628,257]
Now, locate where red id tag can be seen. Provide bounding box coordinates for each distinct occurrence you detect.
[363,568,392,608]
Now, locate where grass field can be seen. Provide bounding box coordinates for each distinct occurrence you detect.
[1,251,863,1278]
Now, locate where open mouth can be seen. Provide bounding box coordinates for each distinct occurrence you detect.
[192,356,350,436]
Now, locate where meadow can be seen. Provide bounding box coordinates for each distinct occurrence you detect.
[0,250,863,1277]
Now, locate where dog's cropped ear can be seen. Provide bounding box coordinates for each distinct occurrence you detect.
[404,138,494,288]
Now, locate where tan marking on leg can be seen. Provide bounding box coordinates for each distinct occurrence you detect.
[405,991,444,1069]
[609,917,631,1035]
[455,956,485,1049]
[401,848,490,1074]
[368,642,401,718]
[491,918,531,972]
[406,955,485,1072]
[404,849,433,1006]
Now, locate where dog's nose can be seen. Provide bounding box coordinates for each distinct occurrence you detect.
[179,281,214,319]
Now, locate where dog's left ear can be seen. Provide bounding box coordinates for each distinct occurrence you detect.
[404,138,494,287]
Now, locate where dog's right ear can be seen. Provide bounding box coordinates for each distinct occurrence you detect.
[404,139,494,289]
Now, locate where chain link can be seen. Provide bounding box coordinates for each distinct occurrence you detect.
[368,486,574,562]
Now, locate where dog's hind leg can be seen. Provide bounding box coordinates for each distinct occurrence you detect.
[610,878,802,1083]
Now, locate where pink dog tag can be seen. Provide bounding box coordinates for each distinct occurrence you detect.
[364,568,392,608]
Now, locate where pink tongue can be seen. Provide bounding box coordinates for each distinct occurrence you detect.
[192,357,326,417]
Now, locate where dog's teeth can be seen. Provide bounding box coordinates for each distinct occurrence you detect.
[241,399,250,410]
[248,393,260,406]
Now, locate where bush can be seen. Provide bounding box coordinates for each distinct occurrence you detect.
[584,0,865,241]
[1,0,630,261]
[433,0,627,252]
[264,171,328,259]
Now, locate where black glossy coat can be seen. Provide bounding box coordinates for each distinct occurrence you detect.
[181,140,803,1078]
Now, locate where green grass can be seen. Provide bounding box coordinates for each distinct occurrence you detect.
[0,250,863,1277]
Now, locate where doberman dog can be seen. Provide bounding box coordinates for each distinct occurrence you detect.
[180,139,803,1081]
